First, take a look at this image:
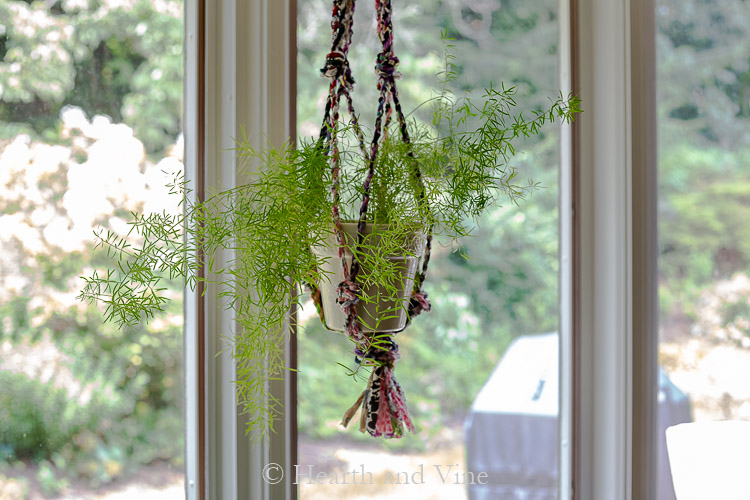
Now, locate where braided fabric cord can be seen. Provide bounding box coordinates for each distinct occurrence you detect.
[313,0,434,439]
[354,0,433,322]
[316,0,368,345]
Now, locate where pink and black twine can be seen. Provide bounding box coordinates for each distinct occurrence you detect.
[308,0,433,439]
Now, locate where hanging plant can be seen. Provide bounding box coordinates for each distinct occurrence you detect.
[79,0,581,440]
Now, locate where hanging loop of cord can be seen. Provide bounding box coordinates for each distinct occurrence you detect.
[311,0,434,438]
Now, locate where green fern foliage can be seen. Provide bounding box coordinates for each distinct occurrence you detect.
[79,42,581,437]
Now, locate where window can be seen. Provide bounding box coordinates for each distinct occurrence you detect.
[0,1,185,498]
[152,0,661,498]
[296,1,565,499]
[655,1,750,497]
[1,0,697,498]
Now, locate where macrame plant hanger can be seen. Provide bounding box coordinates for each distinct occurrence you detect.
[308,0,434,439]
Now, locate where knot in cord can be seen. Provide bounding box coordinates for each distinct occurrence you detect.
[321,51,354,85]
[355,338,400,367]
[336,279,360,308]
[408,290,431,318]
[375,52,400,79]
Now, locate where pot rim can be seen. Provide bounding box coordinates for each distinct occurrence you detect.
[311,221,427,255]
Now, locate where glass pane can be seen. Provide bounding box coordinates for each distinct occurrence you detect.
[0,1,185,498]
[297,1,561,498]
[656,1,750,498]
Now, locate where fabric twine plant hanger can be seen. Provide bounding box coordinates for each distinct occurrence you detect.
[306,0,433,439]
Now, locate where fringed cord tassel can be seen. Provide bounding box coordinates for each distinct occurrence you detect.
[340,339,415,438]
[319,0,426,440]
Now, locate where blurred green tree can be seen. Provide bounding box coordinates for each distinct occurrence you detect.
[656,0,750,331]
[0,0,182,155]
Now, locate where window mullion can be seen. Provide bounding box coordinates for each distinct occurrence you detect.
[559,0,575,498]
[199,1,297,499]
[574,0,659,498]
[575,0,637,497]
[629,0,658,497]
[184,0,204,497]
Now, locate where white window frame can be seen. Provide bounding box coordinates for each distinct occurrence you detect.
[573,0,657,498]
[183,0,660,498]
[184,1,297,499]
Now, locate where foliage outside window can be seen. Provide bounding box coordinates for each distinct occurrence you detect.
[0,1,185,498]
[656,1,750,424]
